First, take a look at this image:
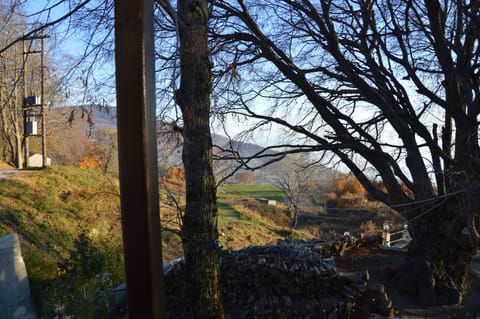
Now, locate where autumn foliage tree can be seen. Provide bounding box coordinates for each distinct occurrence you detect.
[169,166,185,181]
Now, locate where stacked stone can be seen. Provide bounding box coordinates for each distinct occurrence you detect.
[276,236,395,317]
[163,260,191,319]
[220,244,370,319]
[278,234,382,258]
[164,243,371,319]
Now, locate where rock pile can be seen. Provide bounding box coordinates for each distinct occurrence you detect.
[278,234,383,258]
[164,242,372,319]
[115,234,394,318]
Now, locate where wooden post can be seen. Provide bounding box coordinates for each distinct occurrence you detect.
[114,1,165,318]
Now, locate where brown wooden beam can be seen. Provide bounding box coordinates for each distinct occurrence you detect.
[114,1,165,318]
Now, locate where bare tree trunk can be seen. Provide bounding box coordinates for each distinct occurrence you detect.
[176,0,225,318]
[14,132,22,168]
[398,135,480,305]
[13,96,23,169]
[401,195,479,305]
[291,204,299,229]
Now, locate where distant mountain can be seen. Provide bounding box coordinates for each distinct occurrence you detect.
[47,106,275,182]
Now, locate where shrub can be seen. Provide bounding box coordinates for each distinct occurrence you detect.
[169,166,185,181]
[330,175,365,197]
[359,220,380,236]
[37,232,119,318]
[324,192,338,212]
[324,192,337,204]
[336,192,365,208]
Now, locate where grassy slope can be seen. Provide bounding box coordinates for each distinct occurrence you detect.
[0,167,311,280]
[0,165,396,277]
[0,164,401,317]
[0,164,318,317]
[160,180,314,260]
[217,183,314,250]
[0,166,123,281]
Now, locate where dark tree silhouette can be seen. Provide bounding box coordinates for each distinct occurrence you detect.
[204,0,480,305]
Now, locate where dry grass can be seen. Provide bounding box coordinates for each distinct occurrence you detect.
[0,161,13,169]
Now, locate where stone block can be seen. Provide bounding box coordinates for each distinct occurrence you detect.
[0,234,37,319]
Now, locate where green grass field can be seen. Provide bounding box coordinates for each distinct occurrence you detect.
[219,183,284,202]
[215,183,311,250]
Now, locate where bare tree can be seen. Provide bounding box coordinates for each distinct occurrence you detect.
[9,0,480,309]
[176,0,226,318]
[2,2,225,317]
[205,0,480,305]
[271,153,319,228]
[0,2,28,167]
[0,1,66,168]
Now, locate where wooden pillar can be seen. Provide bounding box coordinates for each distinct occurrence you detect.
[114,1,165,318]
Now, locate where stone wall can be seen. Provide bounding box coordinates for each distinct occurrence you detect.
[115,234,394,318]
[165,241,372,319]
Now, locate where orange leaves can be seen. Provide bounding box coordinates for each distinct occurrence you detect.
[331,175,365,197]
[78,154,102,169]
[169,167,185,181]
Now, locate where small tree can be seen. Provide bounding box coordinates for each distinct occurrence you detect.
[271,153,320,228]
[56,232,114,319]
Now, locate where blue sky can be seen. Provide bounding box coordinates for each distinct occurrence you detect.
[21,1,116,106]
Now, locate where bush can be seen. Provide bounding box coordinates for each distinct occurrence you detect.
[324,192,337,204]
[330,175,365,197]
[37,232,119,318]
[336,192,366,208]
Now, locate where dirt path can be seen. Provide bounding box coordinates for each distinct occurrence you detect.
[335,245,480,318]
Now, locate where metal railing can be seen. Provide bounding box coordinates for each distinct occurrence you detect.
[383,224,411,248]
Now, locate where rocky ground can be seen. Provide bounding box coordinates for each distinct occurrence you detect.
[336,245,480,319]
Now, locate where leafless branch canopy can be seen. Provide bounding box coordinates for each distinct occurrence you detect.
[198,0,480,208]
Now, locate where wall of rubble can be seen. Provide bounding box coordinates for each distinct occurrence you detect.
[164,238,385,319]
[113,234,394,318]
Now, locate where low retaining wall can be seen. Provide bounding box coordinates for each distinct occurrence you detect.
[0,233,37,319]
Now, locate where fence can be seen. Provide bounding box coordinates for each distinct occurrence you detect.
[383,224,411,248]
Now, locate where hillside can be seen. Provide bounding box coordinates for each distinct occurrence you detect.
[46,106,117,167]
[0,166,123,316]
[0,165,315,317]
[0,162,411,317]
